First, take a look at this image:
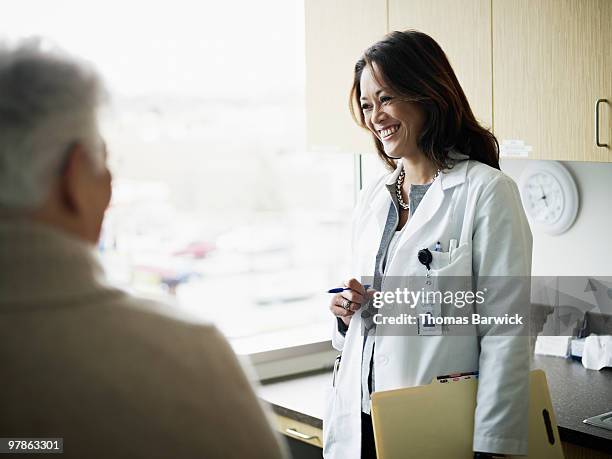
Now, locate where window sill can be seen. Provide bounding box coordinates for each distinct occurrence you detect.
[243,339,337,382]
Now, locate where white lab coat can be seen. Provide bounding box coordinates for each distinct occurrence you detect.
[323,153,532,458]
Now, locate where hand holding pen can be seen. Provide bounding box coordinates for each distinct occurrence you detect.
[327,278,374,327]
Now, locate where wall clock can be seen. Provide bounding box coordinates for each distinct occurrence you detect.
[518,161,579,235]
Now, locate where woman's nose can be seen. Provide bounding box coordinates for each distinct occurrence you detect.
[371,104,387,124]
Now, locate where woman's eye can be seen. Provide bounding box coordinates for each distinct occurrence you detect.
[380,96,392,104]
[361,104,372,111]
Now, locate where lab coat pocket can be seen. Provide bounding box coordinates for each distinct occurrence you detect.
[430,250,451,270]
[430,242,473,298]
[431,242,472,277]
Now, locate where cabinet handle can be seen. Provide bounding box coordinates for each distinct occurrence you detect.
[285,428,318,441]
[595,98,609,147]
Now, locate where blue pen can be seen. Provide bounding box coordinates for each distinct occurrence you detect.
[327,284,371,294]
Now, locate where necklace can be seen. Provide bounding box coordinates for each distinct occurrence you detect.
[395,168,441,211]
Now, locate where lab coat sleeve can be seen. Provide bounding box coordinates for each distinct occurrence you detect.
[331,319,346,351]
[331,175,384,352]
[331,187,363,352]
[330,205,356,351]
[471,175,532,455]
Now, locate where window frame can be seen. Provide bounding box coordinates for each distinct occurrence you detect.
[246,153,364,380]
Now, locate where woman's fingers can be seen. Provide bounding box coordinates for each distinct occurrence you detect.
[330,302,354,318]
[330,293,361,316]
[328,278,375,318]
[330,294,357,316]
[340,289,364,306]
[344,278,366,296]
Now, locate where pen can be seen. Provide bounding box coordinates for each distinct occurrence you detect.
[435,241,441,252]
[327,284,371,294]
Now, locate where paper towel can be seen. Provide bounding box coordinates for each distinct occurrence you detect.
[581,334,612,370]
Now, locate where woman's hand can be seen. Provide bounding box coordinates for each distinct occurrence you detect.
[329,278,371,327]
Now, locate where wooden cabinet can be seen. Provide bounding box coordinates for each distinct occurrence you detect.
[305,0,387,154]
[305,0,612,162]
[304,0,491,155]
[562,441,612,459]
[388,0,493,129]
[274,413,323,448]
[492,0,611,162]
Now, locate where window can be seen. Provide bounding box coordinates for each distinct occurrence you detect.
[5,0,355,355]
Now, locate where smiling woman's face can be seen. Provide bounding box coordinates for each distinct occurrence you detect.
[359,64,426,160]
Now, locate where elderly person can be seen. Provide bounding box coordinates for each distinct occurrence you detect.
[0,40,286,459]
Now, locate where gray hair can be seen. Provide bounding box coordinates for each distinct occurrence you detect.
[0,38,107,209]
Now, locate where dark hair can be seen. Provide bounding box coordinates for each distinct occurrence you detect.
[350,30,500,171]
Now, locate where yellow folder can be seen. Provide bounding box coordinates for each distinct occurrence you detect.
[371,369,564,459]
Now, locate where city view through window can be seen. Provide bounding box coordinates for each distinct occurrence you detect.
[4,0,355,352]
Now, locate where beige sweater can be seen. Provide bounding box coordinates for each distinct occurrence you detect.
[0,221,287,459]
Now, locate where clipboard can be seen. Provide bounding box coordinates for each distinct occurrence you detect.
[371,369,564,459]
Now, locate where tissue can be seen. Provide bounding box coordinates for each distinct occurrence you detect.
[581,335,612,370]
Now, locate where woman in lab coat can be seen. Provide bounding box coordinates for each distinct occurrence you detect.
[324,31,532,459]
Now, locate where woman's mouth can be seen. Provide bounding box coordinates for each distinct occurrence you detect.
[378,124,400,140]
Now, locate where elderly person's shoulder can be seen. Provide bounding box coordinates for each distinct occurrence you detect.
[1,272,285,459]
[107,289,217,332]
[75,283,238,367]
[102,289,231,355]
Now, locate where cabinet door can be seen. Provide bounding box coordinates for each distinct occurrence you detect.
[305,0,387,154]
[388,0,493,129]
[493,0,612,162]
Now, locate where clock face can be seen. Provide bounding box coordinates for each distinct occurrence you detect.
[518,161,579,235]
[523,172,565,225]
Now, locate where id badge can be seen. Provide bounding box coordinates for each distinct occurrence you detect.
[417,274,443,336]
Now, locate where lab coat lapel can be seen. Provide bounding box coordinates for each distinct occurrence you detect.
[401,177,445,243]
[369,190,393,235]
[364,153,469,245]
[368,162,402,234]
[396,154,469,246]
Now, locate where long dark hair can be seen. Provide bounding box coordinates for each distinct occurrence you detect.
[350,30,500,171]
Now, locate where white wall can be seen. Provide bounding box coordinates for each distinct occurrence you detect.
[361,155,612,276]
[501,159,612,276]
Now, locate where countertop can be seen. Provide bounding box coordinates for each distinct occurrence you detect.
[258,355,612,452]
[531,355,612,451]
[258,371,328,429]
